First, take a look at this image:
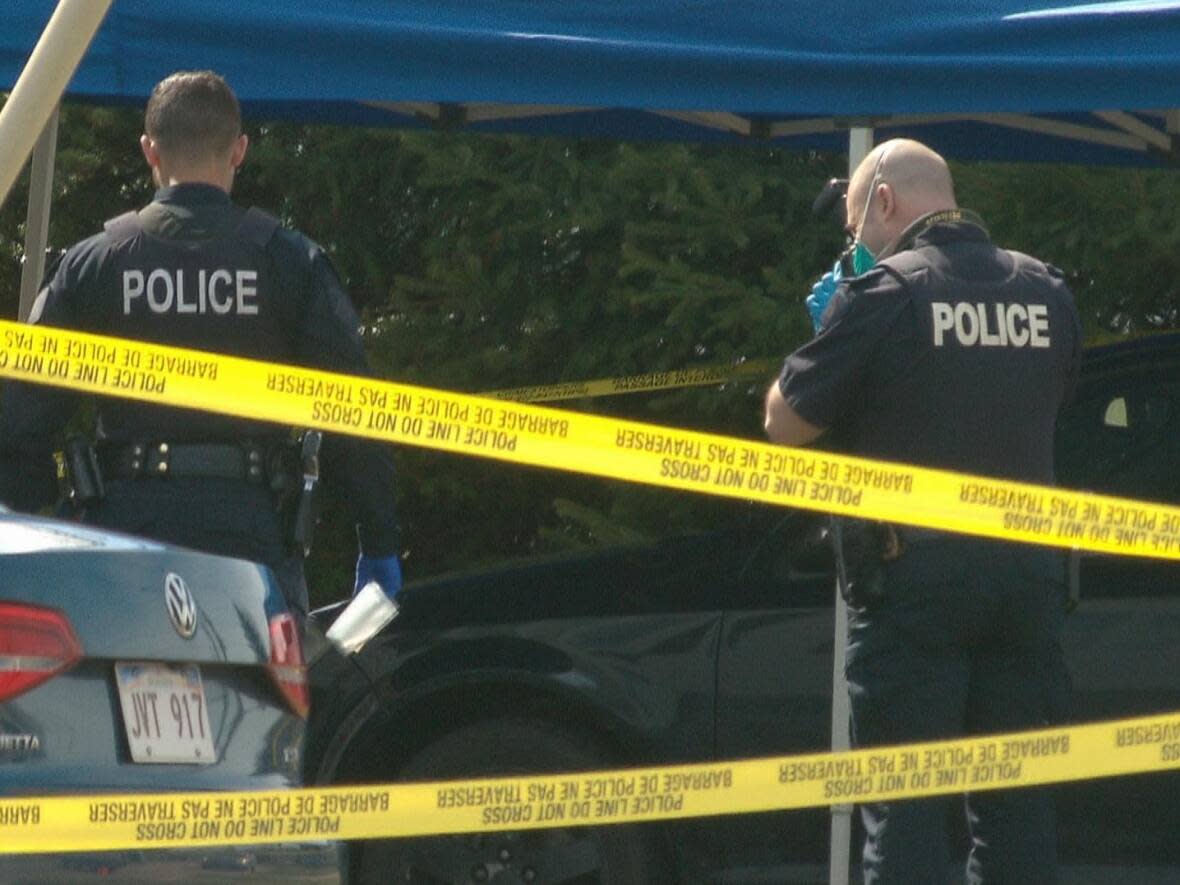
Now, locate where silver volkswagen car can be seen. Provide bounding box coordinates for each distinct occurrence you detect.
[0,507,344,883]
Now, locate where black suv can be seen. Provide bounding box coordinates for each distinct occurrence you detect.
[307,333,1180,885]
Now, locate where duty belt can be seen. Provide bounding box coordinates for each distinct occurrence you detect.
[100,442,268,484]
[896,525,946,546]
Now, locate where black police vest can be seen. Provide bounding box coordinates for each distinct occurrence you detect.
[95,203,296,444]
[843,220,1078,486]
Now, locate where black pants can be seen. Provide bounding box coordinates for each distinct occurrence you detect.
[844,538,1071,885]
[85,477,309,617]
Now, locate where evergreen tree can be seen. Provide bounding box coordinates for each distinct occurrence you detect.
[2,103,1177,604]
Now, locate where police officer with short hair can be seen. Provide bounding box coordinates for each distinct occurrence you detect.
[0,70,402,617]
[765,139,1082,884]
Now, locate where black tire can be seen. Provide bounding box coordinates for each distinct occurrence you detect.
[353,717,669,884]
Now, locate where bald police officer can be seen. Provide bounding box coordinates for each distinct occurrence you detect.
[766,139,1081,884]
[0,71,402,617]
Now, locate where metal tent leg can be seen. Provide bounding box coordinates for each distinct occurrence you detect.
[18,105,59,321]
[828,125,874,885]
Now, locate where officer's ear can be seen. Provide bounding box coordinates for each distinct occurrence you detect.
[140,135,162,172]
[230,134,249,171]
[876,182,896,223]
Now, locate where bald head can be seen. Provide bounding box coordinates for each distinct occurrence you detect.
[846,139,957,257]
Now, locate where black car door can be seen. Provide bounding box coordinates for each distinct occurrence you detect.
[712,508,840,879]
[1054,362,1180,867]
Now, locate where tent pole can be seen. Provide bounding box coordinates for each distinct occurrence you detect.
[18,105,59,321]
[828,125,873,885]
[0,0,111,213]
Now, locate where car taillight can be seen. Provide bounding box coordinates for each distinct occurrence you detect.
[0,603,83,702]
[267,613,309,719]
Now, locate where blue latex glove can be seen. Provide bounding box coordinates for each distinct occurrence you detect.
[354,554,403,600]
[804,259,843,333]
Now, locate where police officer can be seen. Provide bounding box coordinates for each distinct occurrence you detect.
[765,139,1082,884]
[0,70,402,617]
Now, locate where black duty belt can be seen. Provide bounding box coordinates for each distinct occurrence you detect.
[897,525,946,545]
[100,442,268,484]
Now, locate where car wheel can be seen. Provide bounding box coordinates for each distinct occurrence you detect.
[353,717,669,884]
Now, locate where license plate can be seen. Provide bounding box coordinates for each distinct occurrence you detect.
[115,662,216,764]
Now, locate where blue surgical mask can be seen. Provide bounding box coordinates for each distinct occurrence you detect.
[850,240,876,275]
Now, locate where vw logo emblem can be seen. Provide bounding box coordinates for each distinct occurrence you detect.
[164,573,197,639]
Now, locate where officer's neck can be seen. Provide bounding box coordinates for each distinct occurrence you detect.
[153,166,234,195]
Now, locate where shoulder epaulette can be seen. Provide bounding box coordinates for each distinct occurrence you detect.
[102,210,142,244]
[1005,250,1053,278]
[877,249,932,280]
[237,207,281,248]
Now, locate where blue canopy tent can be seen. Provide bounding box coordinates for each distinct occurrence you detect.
[4,0,1180,162]
[5,0,1180,316]
[2,4,1179,882]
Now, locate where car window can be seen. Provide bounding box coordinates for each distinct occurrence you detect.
[1056,379,1179,503]
[733,508,834,607]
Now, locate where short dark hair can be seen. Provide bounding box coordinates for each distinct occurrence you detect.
[144,71,241,163]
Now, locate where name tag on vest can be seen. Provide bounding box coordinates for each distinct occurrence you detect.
[122,268,258,316]
[931,301,1050,348]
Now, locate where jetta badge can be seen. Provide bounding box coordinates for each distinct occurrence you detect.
[164,572,197,639]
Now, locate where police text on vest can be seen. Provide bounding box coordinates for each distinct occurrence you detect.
[122,269,258,315]
[931,302,1049,348]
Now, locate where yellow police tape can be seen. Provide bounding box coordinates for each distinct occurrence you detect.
[485,359,776,402]
[2,319,1179,561]
[1,710,1179,853]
